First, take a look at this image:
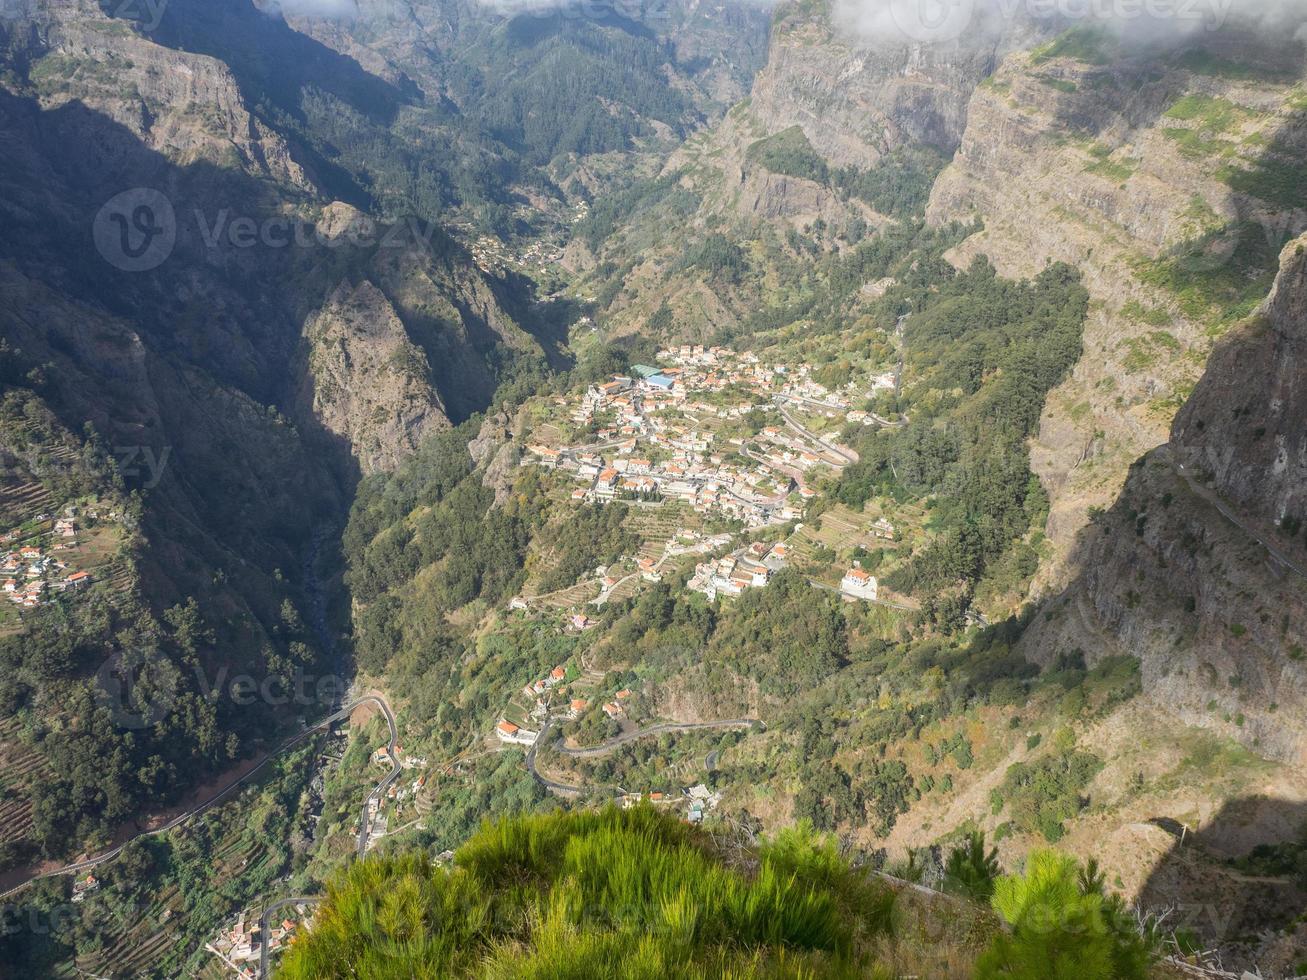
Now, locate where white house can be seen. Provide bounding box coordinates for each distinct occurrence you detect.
[840,567,879,601]
[495,720,539,746]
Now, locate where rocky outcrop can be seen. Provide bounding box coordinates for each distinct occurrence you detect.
[1174,237,1307,543]
[928,30,1307,592]
[16,0,311,188]
[298,279,450,475]
[1022,235,1307,767]
[747,6,1026,168]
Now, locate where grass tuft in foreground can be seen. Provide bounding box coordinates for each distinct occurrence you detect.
[277,806,895,979]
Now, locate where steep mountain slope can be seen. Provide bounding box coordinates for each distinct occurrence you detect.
[928,26,1307,590]
[0,0,763,872]
[1025,233,1307,766]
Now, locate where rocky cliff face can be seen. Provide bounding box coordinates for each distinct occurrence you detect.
[1174,238,1307,543]
[665,0,1027,225]
[298,279,451,475]
[747,4,1023,168]
[1023,234,1307,767]
[927,27,1307,591]
[19,0,311,187]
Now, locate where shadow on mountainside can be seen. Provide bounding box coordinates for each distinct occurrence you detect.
[1138,795,1307,969]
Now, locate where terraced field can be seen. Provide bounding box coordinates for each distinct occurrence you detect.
[0,717,48,845]
[0,480,53,526]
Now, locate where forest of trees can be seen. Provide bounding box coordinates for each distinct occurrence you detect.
[834,258,1088,607]
[746,125,949,218]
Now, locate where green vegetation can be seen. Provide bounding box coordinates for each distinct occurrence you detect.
[1031,27,1112,66]
[943,831,1001,902]
[1164,95,1244,132]
[1220,156,1307,210]
[746,125,830,184]
[978,851,1155,979]
[745,127,946,218]
[994,750,1103,843]
[277,806,896,979]
[1133,221,1281,328]
[834,259,1088,608]
[1175,48,1296,83]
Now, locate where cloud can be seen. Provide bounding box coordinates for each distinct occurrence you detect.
[261,0,361,19]
[832,0,1307,48]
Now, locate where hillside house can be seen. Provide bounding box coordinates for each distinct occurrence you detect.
[495,720,539,746]
[840,568,879,601]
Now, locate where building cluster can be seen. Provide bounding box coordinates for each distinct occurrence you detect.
[208,906,311,975]
[494,664,574,745]
[688,540,789,601]
[527,346,870,529]
[618,782,723,824]
[71,873,100,903]
[2,515,92,608]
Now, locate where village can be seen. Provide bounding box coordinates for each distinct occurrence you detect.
[1,506,100,610]
[205,903,314,977]
[525,344,895,529]
[519,343,904,607]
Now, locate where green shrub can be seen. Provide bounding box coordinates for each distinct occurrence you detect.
[277,806,897,979]
[976,851,1154,980]
[943,831,1001,902]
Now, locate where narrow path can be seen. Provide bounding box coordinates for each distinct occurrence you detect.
[553,720,759,760]
[1170,450,1307,582]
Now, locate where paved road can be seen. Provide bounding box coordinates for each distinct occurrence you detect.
[258,896,322,979]
[0,696,392,902]
[775,400,858,465]
[355,697,402,857]
[552,720,759,759]
[1171,451,1307,582]
[524,720,583,796]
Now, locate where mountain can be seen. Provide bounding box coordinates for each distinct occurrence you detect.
[0,0,764,873]
[1,1,1307,977]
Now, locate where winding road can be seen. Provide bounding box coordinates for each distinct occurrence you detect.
[0,695,400,977]
[526,718,762,796]
[354,697,402,857]
[551,719,759,760]
[774,399,859,466]
[524,720,582,796]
